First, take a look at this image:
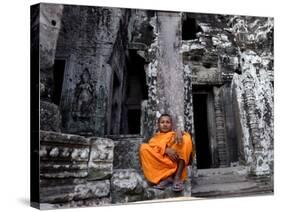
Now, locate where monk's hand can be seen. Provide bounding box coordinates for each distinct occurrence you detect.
[165,147,179,162]
[174,129,183,144]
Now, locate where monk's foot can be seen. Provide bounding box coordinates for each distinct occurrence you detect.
[172,178,184,192]
[153,177,173,190]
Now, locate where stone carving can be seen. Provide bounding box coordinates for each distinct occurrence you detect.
[183,64,193,133]
[214,86,229,167]
[231,50,273,175]
[39,131,115,206]
[40,131,90,179]
[40,101,62,132]
[88,137,114,180]
[72,68,96,122]
[40,145,90,162]
[49,147,59,157]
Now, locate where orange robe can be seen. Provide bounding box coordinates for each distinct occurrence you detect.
[139,131,192,184]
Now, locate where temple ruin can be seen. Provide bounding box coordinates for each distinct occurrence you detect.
[31,3,274,209]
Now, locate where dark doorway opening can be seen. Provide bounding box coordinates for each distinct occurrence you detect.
[53,59,66,105]
[128,109,141,134]
[123,50,148,134]
[193,93,211,169]
[182,15,202,40]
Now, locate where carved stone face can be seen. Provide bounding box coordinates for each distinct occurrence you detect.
[158,116,172,133]
[81,69,90,83]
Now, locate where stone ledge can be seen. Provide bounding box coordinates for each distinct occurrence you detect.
[40,180,110,203]
[111,169,191,204]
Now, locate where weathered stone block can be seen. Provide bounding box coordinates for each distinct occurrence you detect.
[40,101,62,132]
[40,131,90,178]
[40,197,111,210]
[111,169,191,203]
[40,130,89,145]
[40,180,110,203]
[87,137,114,180]
[144,180,191,200]
[39,4,63,70]
[111,169,148,203]
[109,135,144,171]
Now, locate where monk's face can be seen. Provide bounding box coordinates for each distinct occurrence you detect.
[158,116,172,133]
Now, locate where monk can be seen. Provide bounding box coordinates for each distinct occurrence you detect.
[139,114,192,192]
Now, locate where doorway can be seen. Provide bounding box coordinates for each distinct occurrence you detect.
[193,93,212,169]
[53,59,66,105]
[123,50,148,134]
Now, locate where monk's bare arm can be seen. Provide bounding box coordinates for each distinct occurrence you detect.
[165,147,178,162]
[174,128,183,144]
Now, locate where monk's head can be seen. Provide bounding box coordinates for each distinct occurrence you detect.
[158,114,173,133]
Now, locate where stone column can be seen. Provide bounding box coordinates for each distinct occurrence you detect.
[39,3,64,101]
[156,12,185,129]
[39,4,64,131]
[213,86,228,167]
[232,50,274,176]
[183,64,193,133]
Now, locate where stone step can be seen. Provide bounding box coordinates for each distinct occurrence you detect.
[193,166,249,186]
[106,134,144,140]
[144,179,191,201]
[191,166,273,197]
[192,174,249,186]
[192,181,257,194]
[196,166,248,177]
[192,183,273,198]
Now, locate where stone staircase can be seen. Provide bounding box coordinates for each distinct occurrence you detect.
[191,166,273,198]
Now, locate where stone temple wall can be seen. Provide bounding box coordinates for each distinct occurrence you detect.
[230,16,274,175]
[181,13,241,168]
[181,13,273,173]
[55,5,127,136]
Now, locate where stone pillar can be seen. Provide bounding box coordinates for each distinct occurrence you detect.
[183,64,193,133]
[231,50,273,175]
[143,14,160,137]
[39,4,64,132]
[156,12,185,129]
[213,86,229,167]
[39,3,64,101]
[56,6,124,136]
